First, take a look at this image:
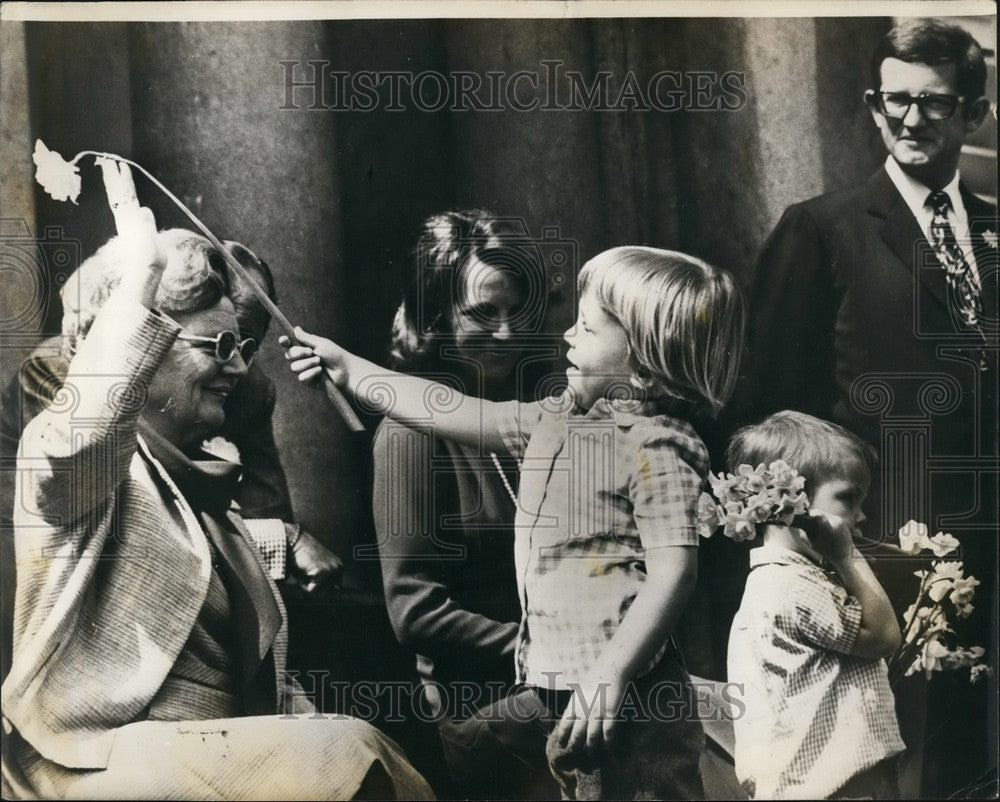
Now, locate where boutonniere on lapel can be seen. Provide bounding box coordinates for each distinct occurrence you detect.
[982,229,997,249]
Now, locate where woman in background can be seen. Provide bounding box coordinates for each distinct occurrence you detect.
[374,210,557,799]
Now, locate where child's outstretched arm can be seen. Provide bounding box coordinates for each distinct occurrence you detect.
[555,545,698,757]
[806,513,902,660]
[282,327,507,452]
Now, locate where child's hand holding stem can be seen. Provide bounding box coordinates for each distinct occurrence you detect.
[281,328,349,387]
[281,327,507,451]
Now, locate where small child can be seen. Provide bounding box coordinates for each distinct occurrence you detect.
[726,411,906,800]
[283,246,746,799]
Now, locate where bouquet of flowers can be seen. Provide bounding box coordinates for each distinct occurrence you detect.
[887,521,989,686]
[697,460,810,541]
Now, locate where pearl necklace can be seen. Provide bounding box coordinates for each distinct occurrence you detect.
[490,451,518,505]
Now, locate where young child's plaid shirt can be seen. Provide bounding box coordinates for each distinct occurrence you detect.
[495,394,706,689]
[728,545,905,799]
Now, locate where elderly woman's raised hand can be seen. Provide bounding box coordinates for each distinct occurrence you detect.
[98,157,166,307]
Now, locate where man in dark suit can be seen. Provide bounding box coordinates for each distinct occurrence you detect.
[735,19,997,798]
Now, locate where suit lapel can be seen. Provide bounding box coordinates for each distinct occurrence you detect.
[868,167,954,318]
[214,511,283,667]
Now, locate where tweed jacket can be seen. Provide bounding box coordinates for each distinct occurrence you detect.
[1,292,294,770]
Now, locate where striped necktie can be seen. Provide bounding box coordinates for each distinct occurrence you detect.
[927,190,982,328]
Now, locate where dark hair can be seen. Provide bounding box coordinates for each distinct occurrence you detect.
[224,240,277,343]
[726,411,877,498]
[870,19,987,110]
[389,209,546,373]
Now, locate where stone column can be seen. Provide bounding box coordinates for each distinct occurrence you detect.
[127,21,359,559]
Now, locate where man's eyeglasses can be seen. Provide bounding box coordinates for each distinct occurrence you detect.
[869,91,964,121]
[177,330,257,366]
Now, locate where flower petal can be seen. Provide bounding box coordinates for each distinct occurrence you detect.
[898,520,930,555]
[928,531,960,557]
[33,140,82,204]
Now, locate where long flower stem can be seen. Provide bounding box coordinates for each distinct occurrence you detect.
[890,593,953,686]
[73,151,363,432]
[900,565,934,645]
[889,563,937,682]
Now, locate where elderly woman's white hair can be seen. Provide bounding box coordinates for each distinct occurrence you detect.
[59,228,230,359]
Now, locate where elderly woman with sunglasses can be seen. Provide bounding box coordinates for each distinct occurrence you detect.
[0,236,343,592]
[0,164,432,800]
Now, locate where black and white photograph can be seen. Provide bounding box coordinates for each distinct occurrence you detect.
[0,1,996,798]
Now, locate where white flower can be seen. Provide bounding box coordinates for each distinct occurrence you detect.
[921,638,951,677]
[931,560,964,582]
[702,462,810,542]
[982,229,998,249]
[709,472,744,504]
[928,577,955,603]
[955,602,975,619]
[904,601,948,633]
[736,463,767,493]
[965,645,984,661]
[33,139,82,203]
[722,512,755,542]
[202,436,241,463]
[898,520,929,554]
[697,492,721,538]
[768,460,804,492]
[928,531,960,557]
[744,492,773,524]
[921,605,948,633]
[970,664,990,684]
[949,574,980,608]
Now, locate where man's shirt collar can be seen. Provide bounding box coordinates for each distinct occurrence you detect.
[885,155,963,220]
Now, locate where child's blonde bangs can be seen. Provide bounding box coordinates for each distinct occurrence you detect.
[578,246,745,417]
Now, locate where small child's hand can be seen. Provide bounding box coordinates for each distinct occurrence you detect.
[802,510,855,563]
[554,674,626,757]
[280,327,347,386]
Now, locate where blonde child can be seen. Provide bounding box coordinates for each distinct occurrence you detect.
[284,247,745,799]
[726,411,905,800]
